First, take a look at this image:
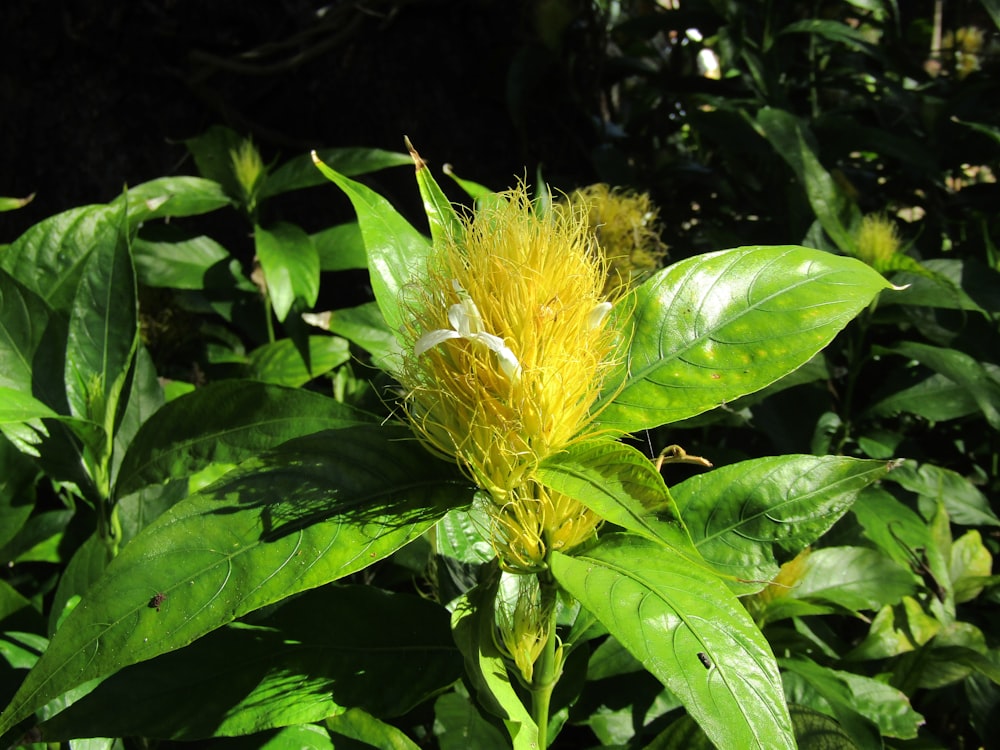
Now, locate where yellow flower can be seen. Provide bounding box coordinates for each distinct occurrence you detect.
[560,184,667,299]
[854,213,902,269]
[401,185,618,571]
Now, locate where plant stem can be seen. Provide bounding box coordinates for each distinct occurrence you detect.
[530,573,561,747]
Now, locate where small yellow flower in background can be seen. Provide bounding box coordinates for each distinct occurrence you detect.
[401,185,618,572]
[230,138,266,212]
[854,213,902,269]
[561,184,668,299]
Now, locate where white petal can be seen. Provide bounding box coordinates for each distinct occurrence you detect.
[414,328,462,356]
[588,301,613,329]
[471,332,521,382]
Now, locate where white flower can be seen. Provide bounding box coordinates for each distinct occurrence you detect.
[415,280,522,382]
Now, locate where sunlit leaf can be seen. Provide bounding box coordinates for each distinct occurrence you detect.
[261,148,412,199]
[246,336,351,387]
[552,534,795,750]
[596,245,892,431]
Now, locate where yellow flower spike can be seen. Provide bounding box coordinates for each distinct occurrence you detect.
[560,184,668,299]
[854,213,902,269]
[495,572,554,683]
[401,184,619,571]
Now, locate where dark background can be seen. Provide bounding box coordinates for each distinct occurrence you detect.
[0,0,603,241]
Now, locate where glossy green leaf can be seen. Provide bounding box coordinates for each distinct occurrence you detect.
[63,199,137,444]
[596,246,892,431]
[787,547,917,612]
[37,585,460,740]
[406,139,463,248]
[261,148,412,199]
[255,222,320,322]
[950,530,993,603]
[673,455,893,593]
[325,708,421,750]
[312,222,367,271]
[877,341,1000,430]
[0,271,50,391]
[0,387,59,425]
[551,534,795,750]
[888,461,1000,527]
[756,109,861,254]
[114,381,375,500]
[0,203,124,312]
[866,370,999,423]
[113,176,233,225]
[851,486,931,569]
[311,154,432,334]
[184,125,245,200]
[884,258,1000,313]
[536,440,696,555]
[0,425,471,740]
[0,436,36,552]
[847,597,941,661]
[451,577,539,750]
[247,336,351,387]
[781,658,923,742]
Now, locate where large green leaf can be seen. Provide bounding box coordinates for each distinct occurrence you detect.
[0,203,124,312]
[36,585,461,740]
[325,708,422,750]
[783,546,918,613]
[596,246,892,431]
[311,154,432,334]
[551,534,795,750]
[312,222,367,271]
[877,341,1000,430]
[673,455,894,593]
[0,425,471,741]
[255,222,320,322]
[406,138,463,248]
[132,228,250,291]
[114,381,375,500]
[63,201,137,446]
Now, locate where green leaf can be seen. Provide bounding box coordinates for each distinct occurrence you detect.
[255,222,321,322]
[775,19,879,56]
[866,370,1000,423]
[951,530,993,603]
[63,200,137,441]
[261,148,412,200]
[786,547,917,612]
[326,708,421,750]
[673,455,893,593]
[0,203,124,312]
[434,693,510,750]
[596,246,892,431]
[114,381,375,499]
[113,176,233,225]
[311,154,432,334]
[877,341,1000,430]
[781,658,923,742]
[451,575,539,750]
[0,193,34,212]
[184,125,245,200]
[313,222,367,271]
[406,138,463,248]
[132,228,243,290]
[247,336,352,387]
[888,461,1000,527]
[851,486,931,569]
[0,271,50,392]
[37,585,461,740]
[0,425,471,740]
[551,534,795,750]
[755,109,862,254]
[302,302,401,366]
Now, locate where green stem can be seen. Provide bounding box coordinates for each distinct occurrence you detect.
[530,574,561,747]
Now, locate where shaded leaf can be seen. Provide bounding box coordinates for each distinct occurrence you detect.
[113,176,233,225]
[0,271,50,392]
[255,222,320,322]
[247,336,351,387]
[0,425,471,741]
[312,222,367,271]
[261,148,412,199]
[888,461,1000,527]
[787,547,917,612]
[37,586,461,740]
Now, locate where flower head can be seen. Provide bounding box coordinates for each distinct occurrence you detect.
[854,213,902,269]
[401,185,619,571]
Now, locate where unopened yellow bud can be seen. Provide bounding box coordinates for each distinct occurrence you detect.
[230,139,266,211]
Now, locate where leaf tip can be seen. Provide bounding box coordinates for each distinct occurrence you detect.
[404,136,426,172]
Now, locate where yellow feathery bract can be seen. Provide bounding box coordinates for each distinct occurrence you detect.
[401,185,618,571]
[855,213,902,269]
